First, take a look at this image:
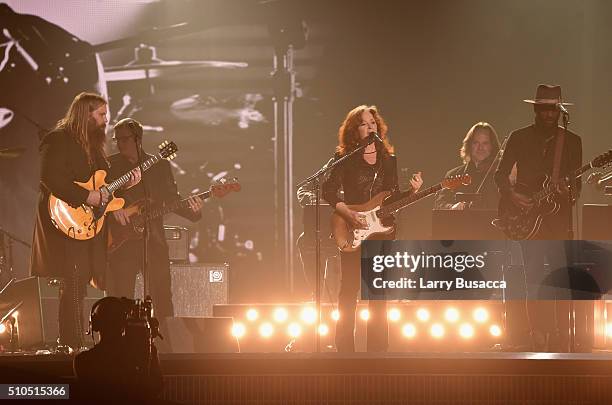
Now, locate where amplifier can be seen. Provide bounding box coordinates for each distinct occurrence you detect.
[135,263,229,317]
[164,225,189,263]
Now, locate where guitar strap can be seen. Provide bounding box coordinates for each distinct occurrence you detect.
[551,127,565,184]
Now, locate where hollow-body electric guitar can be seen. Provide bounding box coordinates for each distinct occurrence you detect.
[492,150,612,240]
[48,141,178,240]
[331,174,471,252]
[107,178,241,253]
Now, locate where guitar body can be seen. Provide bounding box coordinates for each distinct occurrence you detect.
[48,169,125,240]
[494,177,560,240]
[331,191,394,252]
[107,199,148,253]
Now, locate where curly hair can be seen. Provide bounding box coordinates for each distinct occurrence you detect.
[459,122,500,164]
[336,105,394,156]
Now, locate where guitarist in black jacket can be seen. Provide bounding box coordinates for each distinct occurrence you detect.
[494,84,582,352]
[105,119,203,344]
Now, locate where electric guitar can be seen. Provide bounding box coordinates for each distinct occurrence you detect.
[48,141,178,240]
[492,150,612,240]
[107,178,241,253]
[331,174,471,252]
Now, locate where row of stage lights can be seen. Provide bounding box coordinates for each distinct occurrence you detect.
[230,306,505,340]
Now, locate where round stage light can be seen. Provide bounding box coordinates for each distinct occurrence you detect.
[318,324,329,336]
[259,322,274,338]
[301,307,317,324]
[273,307,289,323]
[231,322,246,339]
[444,307,460,323]
[0,324,5,334]
[489,324,502,337]
[473,307,489,323]
[246,308,259,322]
[388,308,401,322]
[430,323,445,338]
[331,309,340,321]
[416,308,430,322]
[459,323,474,339]
[288,322,302,338]
[402,323,417,338]
[359,309,370,321]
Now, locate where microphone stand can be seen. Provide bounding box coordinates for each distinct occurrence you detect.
[296,135,376,352]
[135,143,151,302]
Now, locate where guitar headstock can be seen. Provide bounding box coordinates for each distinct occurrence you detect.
[158,140,178,161]
[210,177,242,198]
[441,174,471,190]
[591,149,612,169]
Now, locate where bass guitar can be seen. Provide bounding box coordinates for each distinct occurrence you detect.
[108,178,241,253]
[48,141,178,240]
[492,150,612,240]
[331,174,471,252]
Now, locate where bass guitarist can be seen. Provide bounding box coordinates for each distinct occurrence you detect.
[106,119,203,346]
[31,93,141,352]
[494,84,582,352]
[322,105,423,352]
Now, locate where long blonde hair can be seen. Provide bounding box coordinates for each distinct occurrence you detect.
[459,122,500,164]
[55,92,107,166]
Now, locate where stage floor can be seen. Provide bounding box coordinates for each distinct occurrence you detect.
[2,351,612,404]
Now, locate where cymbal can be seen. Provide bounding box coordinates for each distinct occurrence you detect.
[105,60,248,72]
[0,147,26,158]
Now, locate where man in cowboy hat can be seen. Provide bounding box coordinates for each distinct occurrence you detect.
[494,84,583,352]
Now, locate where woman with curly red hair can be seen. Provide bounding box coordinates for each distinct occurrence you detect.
[323,105,423,352]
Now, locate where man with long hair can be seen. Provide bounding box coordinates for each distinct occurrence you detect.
[322,105,422,352]
[434,122,501,210]
[31,92,139,351]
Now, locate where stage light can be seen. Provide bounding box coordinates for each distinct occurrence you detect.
[402,323,417,338]
[489,324,502,337]
[273,307,289,323]
[473,307,489,323]
[416,308,430,322]
[430,323,444,338]
[388,308,401,322]
[259,322,274,338]
[288,322,302,338]
[606,323,612,337]
[231,322,246,339]
[318,324,329,336]
[359,309,370,321]
[246,308,259,322]
[301,307,317,324]
[459,323,474,339]
[444,307,460,323]
[0,324,5,334]
[331,309,340,321]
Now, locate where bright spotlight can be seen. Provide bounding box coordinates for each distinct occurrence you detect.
[444,307,460,323]
[489,324,502,337]
[402,323,417,338]
[318,324,329,336]
[430,323,445,338]
[288,322,302,338]
[301,307,317,324]
[388,308,401,322]
[359,309,370,321]
[459,323,474,339]
[246,308,259,322]
[231,322,246,338]
[331,309,340,321]
[259,322,274,338]
[273,307,289,323]
[416,308,430,322]
[473,307,489,323]
[606,323,612,337]
[0,324,5,334]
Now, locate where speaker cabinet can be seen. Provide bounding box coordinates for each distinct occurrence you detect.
[135,263,229,317]
[162,317,238,353]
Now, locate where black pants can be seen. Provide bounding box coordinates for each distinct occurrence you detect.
[335,250,388,352]
[106,239,174,319]
[58,260,89,348]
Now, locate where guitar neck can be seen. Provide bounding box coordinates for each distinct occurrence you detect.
[379,183,442,217]
[106,153,164,194]
[136,190,211,224]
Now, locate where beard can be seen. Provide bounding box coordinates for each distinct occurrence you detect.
[87,119,107,152]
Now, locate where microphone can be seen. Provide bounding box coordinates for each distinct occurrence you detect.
[557,103,569,115]
[369,132,384,143]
